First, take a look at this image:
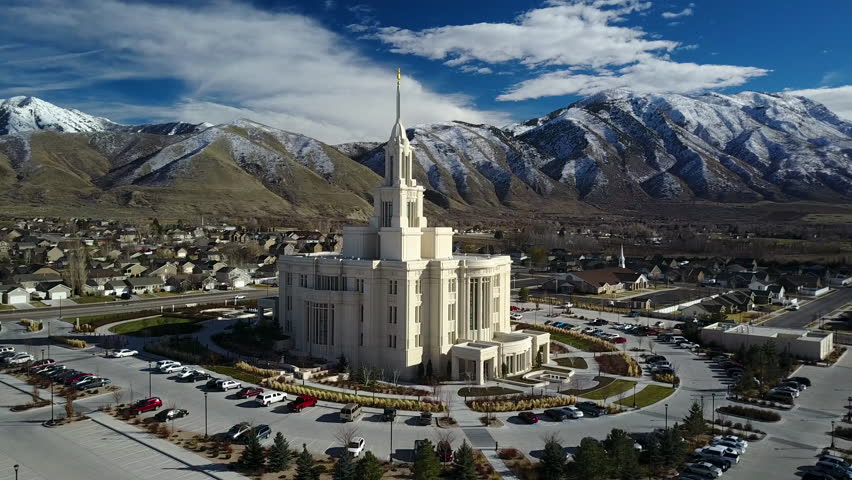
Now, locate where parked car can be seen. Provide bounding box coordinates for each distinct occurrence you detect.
[77,377,111,390]
[683,462,723,478]
[184,370,211,382]
[818,455,850,469]
[773,385,800,397]
[29,359,55,370]
[612,336,628,344]
[205,377,222,389]
[65,373,93,385]
[131,397,163,414]
[710,439,745,454]
[544,409,568,421]
[382,407,397,421]
[347,437,366,457]
[767,389,796,401]
[255,391,286,406]
[560,406,584,419]
[7,353,34,364]
[780,380,806,391]
[236,387,264,399]
[802,472,839,480]
[160,363,184,373]
[177,368,205,380]
[227,422,253,442]
[575,401,607,417]
[156,359,179,369]
[155,408,189,422]
[815,461,852,479]
[419,412,433,426]
[694,445,740,464]
[713,435,748,450]
[510,313,524,320]
[518,411,538,424]
[787,376,812,387]
[108,349,138,358]
[219,380,242,391]
[287,395,318,412]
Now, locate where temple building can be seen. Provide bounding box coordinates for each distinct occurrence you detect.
[278,70,548,384]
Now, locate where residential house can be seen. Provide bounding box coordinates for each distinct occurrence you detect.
[38,282,72,300]
[216,267,249,288]
[13,273,63,293]
[767,285,786,304]
[45,246,64,263]
[104,281,128,296]
[0,285,29,305]
[179,261,200,275]
[564,268,648,295]
[125,277,164,294]
[122,263,148,277]
[175,247,188,259]
[148,261,178,281]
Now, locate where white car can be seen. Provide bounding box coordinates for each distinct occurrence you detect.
[156,359,178,369]
[234,295,246,300]
[162,363,185,374]
[713,435,748,450]
[685,461,723,478]
[219,380,242,391]
[563,302,574,308]
[560,405,584,419]
[177,368,203,379]
[711,438,746,453]
[510,313,524,321]
[677,342,699,350]
[347,437,366,457]
[7,353,34,364]
[109,349,138,358]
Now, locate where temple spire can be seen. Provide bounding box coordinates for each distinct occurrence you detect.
[619,244,626,269]
[396,68,401,120]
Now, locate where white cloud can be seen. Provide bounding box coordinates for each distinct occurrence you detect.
[0,0,508,143]
[497,58,769,101]
[661,5,694,19]
[373,1,675,69]
[460,65,493,74]
[786,85,852,121]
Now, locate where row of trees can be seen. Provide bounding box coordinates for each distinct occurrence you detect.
[411,439,479,480]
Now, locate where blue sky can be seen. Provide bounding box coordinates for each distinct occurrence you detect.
[1,0,850,143]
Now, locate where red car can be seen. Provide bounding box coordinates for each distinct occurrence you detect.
[510,306,521,311]
[131,397,163,414]
[29,359,55,370]
[236,387,264,399]
[288,395,318,412]
[612,337,628,344]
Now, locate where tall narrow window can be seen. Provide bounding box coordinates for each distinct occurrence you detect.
[407,200,417,227]
[448,278,456,293]
[415,334,422,347]
[414,305,421,323]
[381,201,393,228]
[415,279,421,294]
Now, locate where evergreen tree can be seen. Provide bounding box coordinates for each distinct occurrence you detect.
[417,363,425,380]
[151,218,162,235]
[355,451,384,480]
[426,360,434,379]
[571,437,608,480]
[452,441,478,480]
[658,423,687,468]
[267,432,293,473]
[412,440,442,480]
[333,451,356,480]
[238,431,266,472]
[682,401,706,438]
[539,436,565,479]
[535,349,543,367]
[518,287,530,303]
[645,436,663,479]
[603,429,639,479]
[294,445,321,480]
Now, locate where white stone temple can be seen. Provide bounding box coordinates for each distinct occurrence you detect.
[278,70,548,384]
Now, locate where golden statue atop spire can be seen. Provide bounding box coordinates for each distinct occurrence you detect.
[397,68,401,87]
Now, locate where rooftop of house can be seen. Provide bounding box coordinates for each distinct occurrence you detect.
[703,322,832,342]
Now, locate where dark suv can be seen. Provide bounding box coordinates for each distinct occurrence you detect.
[575,401,608,417]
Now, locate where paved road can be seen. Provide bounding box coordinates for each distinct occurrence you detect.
[763,287,852,328]
[0,289,271,324]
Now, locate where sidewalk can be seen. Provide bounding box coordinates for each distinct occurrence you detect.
[480,448,519,479]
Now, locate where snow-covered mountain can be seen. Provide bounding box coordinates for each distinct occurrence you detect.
[0,96,208,136]
[0,90,850,220]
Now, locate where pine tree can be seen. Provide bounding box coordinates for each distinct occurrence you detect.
[519,287,530,302]
[571,437,609,480]
[294,445,320,480]
[267,432,293,473]
[539,437,565,478]
[238,431,266,472]
[682,401,706,438]
[412,440,442,480]
[355,451,384,480]
[426,360,434,379]
[452,441,478,480]
[333,451,356,480]
[658,423,687,468]
[603,429,639,479]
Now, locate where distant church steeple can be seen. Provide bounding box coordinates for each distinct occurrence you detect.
[618,244,626,269]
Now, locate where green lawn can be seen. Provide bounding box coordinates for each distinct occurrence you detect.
[156,292,179,297]
[561,376,615,396]
[108,316,203,337]
[204,365,265,386]
[537,328,610,352]
[29,301,48,308]
[616,385,676,408]
[74,296,115,304]
[582,379,637,401]
[555,357,589,369]
[458,386,522,397]
[0,305,15,310]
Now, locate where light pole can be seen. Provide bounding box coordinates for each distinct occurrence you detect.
[47,321,51,359]
[711,393,716,429]
[14,464,19,480]
[633,384,637,408]
[389,415,394,463]
[41,349,44,361]
[831,420,836,449]
[50,378,55,423]
[204,391,208,438]
[664,403,669,430]
[148,361,152,397]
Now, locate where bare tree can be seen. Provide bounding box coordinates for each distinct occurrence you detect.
[360,366,372,388]
[335,425,360,448]
[112,389,124,407]
[64,241,89,296]
[442,389,454,421]
[436,429,456,447]
[392,369,401,386]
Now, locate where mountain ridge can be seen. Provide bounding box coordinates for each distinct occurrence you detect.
[1,91,850,221]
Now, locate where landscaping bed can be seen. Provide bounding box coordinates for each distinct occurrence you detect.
[582,379,637,401]
[596,353,641,377]
[144,336,226,365]
[836,426,852,441]
[561,376,615,396]
[210,321,288,361]
[108,316,204,336]
[616,384,676,408]
[727,394,793,410]
[458,386,522,397]
[716,404,781,422]
[204,365,267,386]
[466,393,577,412]
[319,379,430,397]
[49,336,88,349]
[555,356,588,369]
[518,323,618,352]
[263,378,445,412]
[74,296,116,304]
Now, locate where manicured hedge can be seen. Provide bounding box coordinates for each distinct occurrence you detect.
[263,378,445,413]
[717,404,780,422]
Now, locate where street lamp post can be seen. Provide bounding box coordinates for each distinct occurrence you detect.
[47,321,51,359]
[50,378,55,423]
[148,361,152,397]
[711,393,716,429]
[664,403,669,430]
[14,464,19,480]
[204,391,208,438]
[41,349,44,361]
[633,384,637,408]
[389,415,394,463]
